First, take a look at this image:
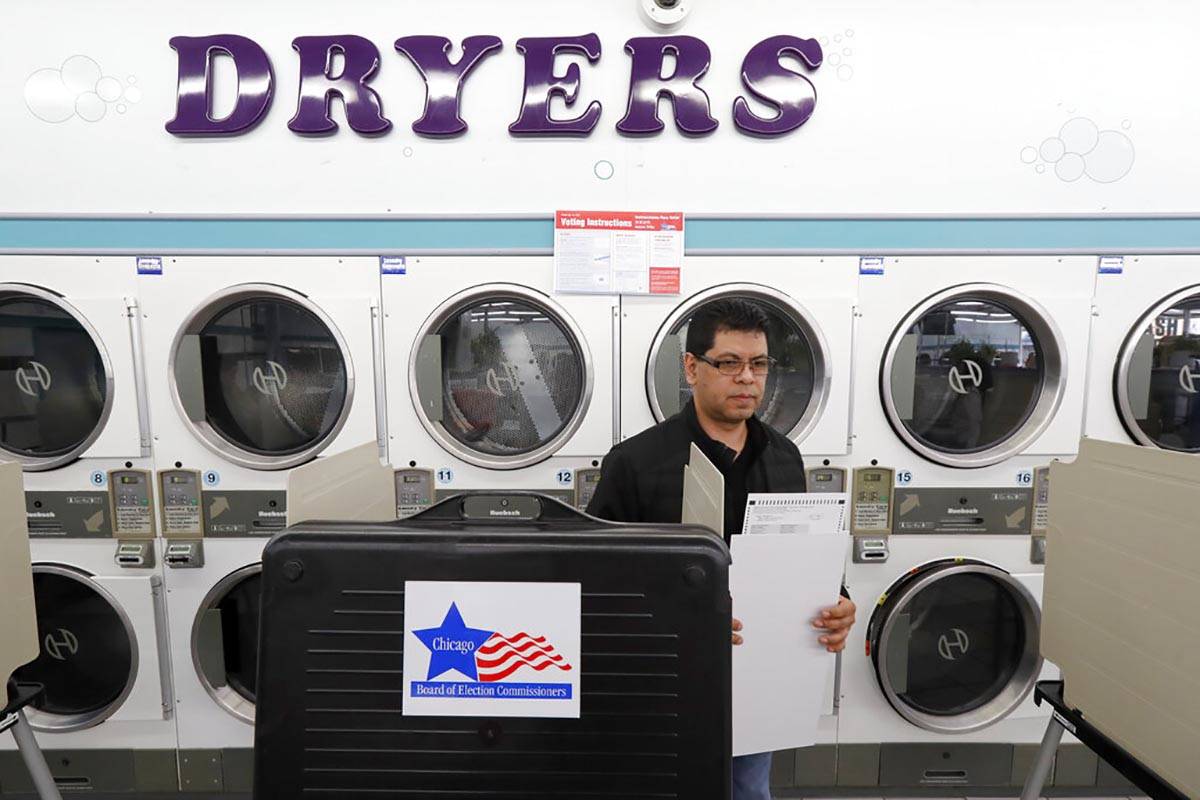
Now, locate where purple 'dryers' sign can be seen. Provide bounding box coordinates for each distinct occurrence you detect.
[165,33,823,139]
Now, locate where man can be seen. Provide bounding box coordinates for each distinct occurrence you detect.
[586,298,856,800]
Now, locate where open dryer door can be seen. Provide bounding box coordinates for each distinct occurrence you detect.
[1115,285,1200,451]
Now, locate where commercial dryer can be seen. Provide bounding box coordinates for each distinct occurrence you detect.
[139,256,384,790]
[1084,255,1200,451]
[836,256,1095,785]
[0,257,173,790]
[383,257,616,515]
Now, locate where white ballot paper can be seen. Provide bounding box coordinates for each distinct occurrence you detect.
[730,495,850,756]
[741,493,847,536]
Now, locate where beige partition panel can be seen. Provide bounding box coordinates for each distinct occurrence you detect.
[0,461,39,684]
[1043,439,1200,797]
[287,442,397,526]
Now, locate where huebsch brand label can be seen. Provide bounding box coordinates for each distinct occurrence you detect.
[892,487,1034,535]
[25,492,111,538]
[201,490,287,537]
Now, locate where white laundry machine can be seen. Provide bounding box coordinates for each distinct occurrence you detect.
[383,257,616,514]
[835,256,1095,787]
[836,534,1052,786]
[0,257,176,791]
[852,256,1094,486]
[8,540,171,736]
[138,256,384,792]
[1084,255,1200,451]
[0,256,151,536]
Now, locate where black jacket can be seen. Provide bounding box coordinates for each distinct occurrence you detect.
[585,400,807,539]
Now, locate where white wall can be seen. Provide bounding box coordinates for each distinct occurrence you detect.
[3,0,1196,215]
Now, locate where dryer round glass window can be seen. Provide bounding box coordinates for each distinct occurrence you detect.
[1115,288,1200,452]
[0,286,114,471]
[12,566,137,731]
[867,561,1042,734]
[647,285,830,440]
[411,285,593,470]
[882,286,1066,468]
[171,286,354,470]
[192,564,262,724]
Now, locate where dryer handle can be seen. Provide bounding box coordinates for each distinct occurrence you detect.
[370,298,388,460]
[125,297,153,457]
[413,491,594,524]
[149,574,175,719]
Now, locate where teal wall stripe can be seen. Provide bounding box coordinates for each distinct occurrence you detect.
[1,217,1200,253]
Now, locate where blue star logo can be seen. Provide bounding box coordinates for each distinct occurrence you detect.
[412,603,496,681]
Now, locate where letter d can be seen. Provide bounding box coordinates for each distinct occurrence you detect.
[166,35,274,135]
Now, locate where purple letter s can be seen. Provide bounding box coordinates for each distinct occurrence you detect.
[733,36,822,137]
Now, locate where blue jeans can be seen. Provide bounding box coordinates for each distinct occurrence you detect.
[731,752,772,800]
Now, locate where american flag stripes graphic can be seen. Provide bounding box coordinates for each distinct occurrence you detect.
[474,631,573,682]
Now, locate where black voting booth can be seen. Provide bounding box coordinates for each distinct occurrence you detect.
[253,493,732,800]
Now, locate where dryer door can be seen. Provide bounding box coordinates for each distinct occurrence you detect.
[13,565,166,730]
[882,284,1067,467]
[171,285,353,470]
[0,286,114,471]
[866,560,1042,734]
[645,284,831,441]
[1115,286,1200,452]
[191,564,262,724]
[411,284,593,470]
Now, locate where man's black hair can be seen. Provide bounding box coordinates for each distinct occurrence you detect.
[685,298,770,356]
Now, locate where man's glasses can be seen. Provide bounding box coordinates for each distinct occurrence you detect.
[693,354,776,376]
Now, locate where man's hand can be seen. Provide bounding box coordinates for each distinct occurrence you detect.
[731,617,744,646]
[812,596,856,653]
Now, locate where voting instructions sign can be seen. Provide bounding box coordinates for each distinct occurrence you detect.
[403,582,581,718]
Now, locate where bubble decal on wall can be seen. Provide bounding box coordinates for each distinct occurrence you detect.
[1022,115,1135,184]
[825,29,856,81]
[1039,137,1065,163]
[1085,130,1136,183]
[24,56,135,124]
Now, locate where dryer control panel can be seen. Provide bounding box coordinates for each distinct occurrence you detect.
[851,467,894,535]
[574,468,602,511]
[1032,465,1051,533]
[159,469,203,538]
[108,469,155,538]
[395,468,434,519]
[806,467,847,493]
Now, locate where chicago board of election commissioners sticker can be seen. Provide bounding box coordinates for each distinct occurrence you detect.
[403,581,581,718]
